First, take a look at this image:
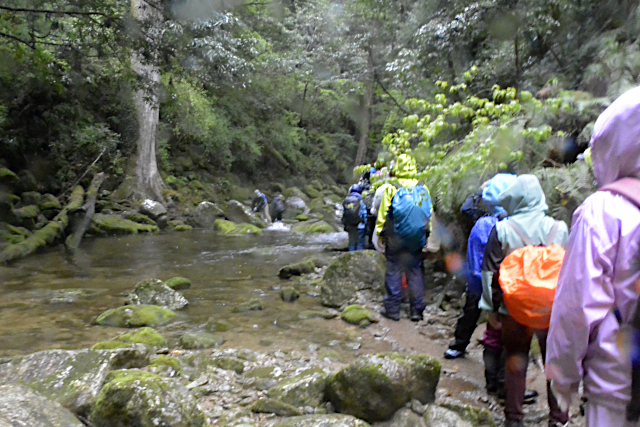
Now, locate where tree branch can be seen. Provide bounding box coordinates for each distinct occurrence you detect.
[374,75,409,114]
[0,31,35,49]
[0,5,111,17]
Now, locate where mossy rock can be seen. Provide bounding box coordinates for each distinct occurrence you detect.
[214,218,238,234]
[232,298,263,312]
[91,327,167,351]
[96,305,177,328]
[39,194,61,211]
[204,318,232,332]
[124,212,157,226]
[90,214,158,236]
[179,332,225,350]
[320,251,386,308]
[267,370,327,407]
[13,204,39,219]
[125,278,188,311]
[296,214,310,221]
[0,167,19,182]
[0,384,85,426]
[169,220,192,231]
[283,187,310,203]
[303,185,324,199]
[225,200,266,228]
[377,408,428,427]
[232,223,262,235]
[273,414,371,427]
[245,366,275,379]
[341,305,375,328]
[325,352,441,422]
[439,403,494,427]
[212,356,245,374]
[278,258,317,279]
[280,287,300,302]
[90,369,206,427]
[423,405,473,427]
[250,397,303,416]
[292,220,334,234]
[164,277,192,291]
[21,191,42,206]
[298,310,336,320]
[149,355,181,374]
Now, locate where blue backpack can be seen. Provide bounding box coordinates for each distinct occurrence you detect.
[391,184,433,252]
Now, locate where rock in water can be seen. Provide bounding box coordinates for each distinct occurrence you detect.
[225,200,266,228]
[125,278,188,310]
[95,305,177,327]
[320,251,386,308]
[0,384,85,426]
[192,201,225,228]
[273,414,372,427]
[325,352,441,422]
[90,369,206,427]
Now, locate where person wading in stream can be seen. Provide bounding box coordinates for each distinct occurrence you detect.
[479,174,569,427]
[376,153,432,322]
[546,86,640,427]
[252,189,272,226]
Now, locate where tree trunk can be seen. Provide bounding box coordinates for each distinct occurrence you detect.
[65,172,104,250]
[355,53,374,167]
[131,0,165,203]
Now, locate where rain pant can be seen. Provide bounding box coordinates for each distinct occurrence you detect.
[546,86,640,423]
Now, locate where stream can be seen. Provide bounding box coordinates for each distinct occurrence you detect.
[0,229,390,359]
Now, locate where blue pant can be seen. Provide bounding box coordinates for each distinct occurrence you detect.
[347,227,365,251]
[383,249,425,314]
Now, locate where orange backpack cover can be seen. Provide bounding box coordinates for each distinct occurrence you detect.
[499,221,565,330]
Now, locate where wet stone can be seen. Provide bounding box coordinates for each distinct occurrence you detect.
[0,384,85,426]
[179,332,225,350]
[233,298,263,312]
[280,287,301,302]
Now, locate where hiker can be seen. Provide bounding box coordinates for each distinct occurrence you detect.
[342,184,367,251]
[271,194,285,222]
[370,167,392,253]
[444,173,516,361]
[252,189,272,226]
[375,154,432,322]
[546,86,640,426]
[479,174,569,427]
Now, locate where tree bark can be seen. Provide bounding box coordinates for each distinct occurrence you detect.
[355,52,374,167]
[65,172,104,250]
[131,0,165,203]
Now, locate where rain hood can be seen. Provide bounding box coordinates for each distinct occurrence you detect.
[498,174,548,217]
[590,86,640,187]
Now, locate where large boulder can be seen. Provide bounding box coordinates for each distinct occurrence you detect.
[0,384,85,426]
[375,408,427,427]
[96,305,177,328]
[0,348,150,417]
[192,201,225,228]
[225,200,266,228]
[90,369,206,427]
[139,199,167,220]
[325,353,441,423]
[267,369,327,407]
[91,327,167,351]
[283,196,309,220]
[320,251,386,308]
[423,405,473,427]
[292,220,334,234]
[283,187,310,203]
[274,414,371,427]
[125,278,188,310]
[90,214,158,235]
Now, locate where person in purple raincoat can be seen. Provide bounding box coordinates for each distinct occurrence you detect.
[546,86,640,426]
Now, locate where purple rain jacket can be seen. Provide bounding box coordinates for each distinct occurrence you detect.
[546,86,640,410]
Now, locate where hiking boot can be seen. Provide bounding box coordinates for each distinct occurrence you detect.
[410,308,423,322]
[381,309,400,321]
[444,349,465,359]
[524,389,539,404]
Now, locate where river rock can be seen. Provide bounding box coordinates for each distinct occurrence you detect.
[274,414,372,427]
[374,408,426,427]
[164,276,192,290]
[0,384,85,426]
[283,196,309,220]
[225,200,266,228]
[340,305,376,327]
[139,199,167,220]
[267,369,327,407]
[96,305,177,327]
[193,201,225,228]
[125,278,188,310]
[278,258,318,279]
[39,193,61,211]
[233,298,263,312]
[90,213,158,235]
[292,220,334,234]
[423,405,473,427]
[304,185,324,199]
[179,332,225,349]
[320,251,386,308]
[90,369,206,427]
[92,327,167,351]
[325,352,441,422]
[283,187,310,203]
[0,347,150,417]
[250,397,303,416]
[439,403,494,427]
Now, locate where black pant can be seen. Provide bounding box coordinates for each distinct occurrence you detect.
[448,291,482,352]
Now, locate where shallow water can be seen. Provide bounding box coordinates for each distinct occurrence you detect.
[0,229,388,358]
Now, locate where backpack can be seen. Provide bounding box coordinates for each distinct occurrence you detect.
[599,177,640,422]
[342,194,363,226]
[389,183,433,253]
[498,220,564,330]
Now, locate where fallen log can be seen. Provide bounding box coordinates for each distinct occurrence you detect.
[0,186,84,263]
[65,173,104,250]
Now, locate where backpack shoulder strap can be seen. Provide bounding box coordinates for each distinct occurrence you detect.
[599,177,640,209]
[544,221,561,246]
[391,182,402,190]
[506,220,533,246]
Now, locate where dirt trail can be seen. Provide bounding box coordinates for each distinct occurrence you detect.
[365,305,583,426]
